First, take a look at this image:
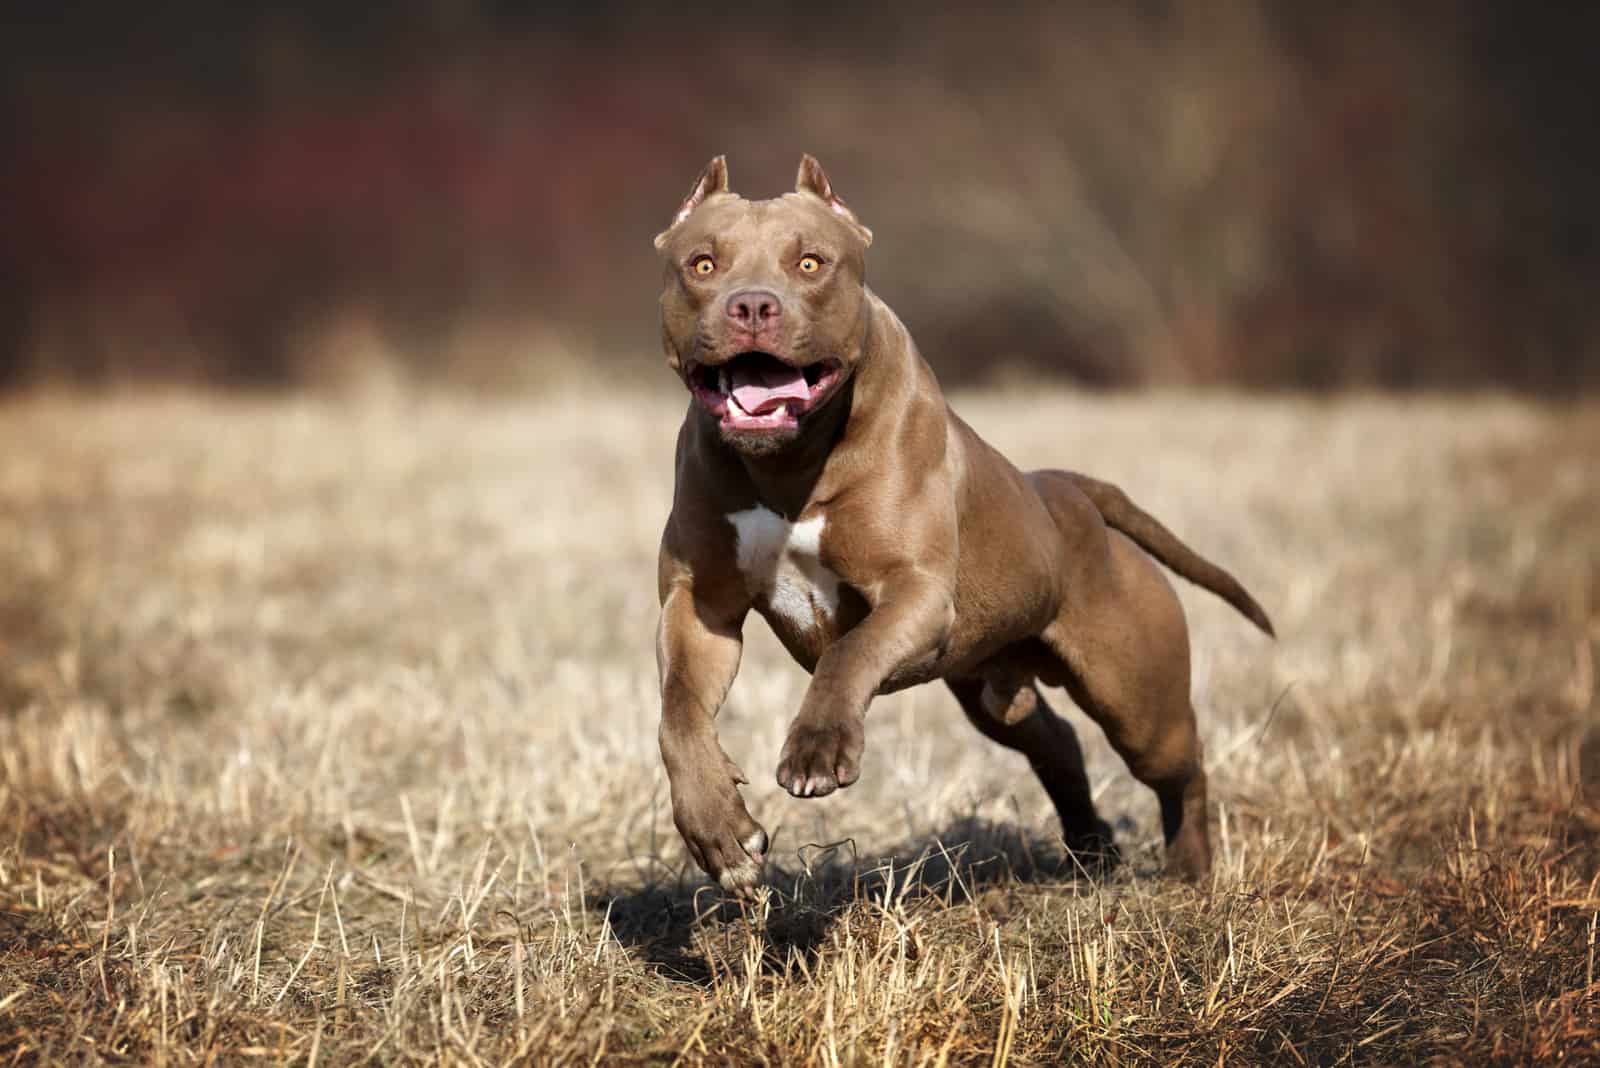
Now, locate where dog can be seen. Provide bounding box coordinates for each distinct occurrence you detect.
[653,155,1273,895]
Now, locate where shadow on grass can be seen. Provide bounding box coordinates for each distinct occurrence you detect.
[596,815,1121,986]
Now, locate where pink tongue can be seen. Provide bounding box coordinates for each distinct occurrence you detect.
[730,363,808,414]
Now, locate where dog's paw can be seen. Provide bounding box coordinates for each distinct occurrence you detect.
[776,716,864,798]
[672,788,769,900]
[1062,820,1121,875]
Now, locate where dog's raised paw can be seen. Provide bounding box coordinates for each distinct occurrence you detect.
[776,717,864,798]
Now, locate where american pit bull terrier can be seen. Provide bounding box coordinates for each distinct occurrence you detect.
[653,155,1273,895]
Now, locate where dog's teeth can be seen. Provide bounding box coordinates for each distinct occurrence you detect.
[719,368,730,394]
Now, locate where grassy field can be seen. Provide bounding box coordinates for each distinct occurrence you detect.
[1,387,1596,1065]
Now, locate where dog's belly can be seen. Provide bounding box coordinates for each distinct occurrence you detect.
[726,506,857,668]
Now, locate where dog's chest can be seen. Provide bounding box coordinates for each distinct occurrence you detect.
[725,506,841,638]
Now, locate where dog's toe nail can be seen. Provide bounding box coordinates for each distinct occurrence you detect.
[719,864,760,896]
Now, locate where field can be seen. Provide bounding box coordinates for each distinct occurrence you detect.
[1,387,1596,1065]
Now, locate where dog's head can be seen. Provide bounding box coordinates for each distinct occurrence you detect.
[654,154,874,454]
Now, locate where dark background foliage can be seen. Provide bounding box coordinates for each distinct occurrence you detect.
[3,1,1597,390]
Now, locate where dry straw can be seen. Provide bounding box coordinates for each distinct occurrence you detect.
[1,388,1596,1064]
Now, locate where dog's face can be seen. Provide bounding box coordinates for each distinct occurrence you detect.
[655,155,874,455]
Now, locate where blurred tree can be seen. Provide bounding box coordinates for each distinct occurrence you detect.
[1,1,1595,391]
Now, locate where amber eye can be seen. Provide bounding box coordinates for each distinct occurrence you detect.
[692,255,715,276]
[799,255,822,274]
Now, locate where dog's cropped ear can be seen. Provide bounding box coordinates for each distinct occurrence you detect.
[654,156,730,250]
[795,154,872,246]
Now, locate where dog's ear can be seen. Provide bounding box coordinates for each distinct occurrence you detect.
[654,156,730,250]
[795,154,872,247]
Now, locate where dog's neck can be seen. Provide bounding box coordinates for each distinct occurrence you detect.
[732,379,852,518]
[730,291,911,520]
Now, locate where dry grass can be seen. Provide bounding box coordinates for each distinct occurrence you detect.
[1,386,1597,1065]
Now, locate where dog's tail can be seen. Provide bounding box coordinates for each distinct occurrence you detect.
[1063,472,1275,638]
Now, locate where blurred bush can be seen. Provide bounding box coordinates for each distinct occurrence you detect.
[2,2,1596,391]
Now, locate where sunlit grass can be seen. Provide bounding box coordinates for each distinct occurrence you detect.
[1,386,1596,1064]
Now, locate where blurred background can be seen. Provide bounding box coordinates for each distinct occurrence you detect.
[3,1,1597,394]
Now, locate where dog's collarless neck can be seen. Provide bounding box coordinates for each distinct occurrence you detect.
[731,378,853,519]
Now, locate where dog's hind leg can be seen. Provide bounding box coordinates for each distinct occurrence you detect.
[1039,535,1212,882]
[1021,471,1212,881]
[946,677,1117,867]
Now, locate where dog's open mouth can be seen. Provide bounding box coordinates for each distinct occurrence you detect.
[689,352,843,432]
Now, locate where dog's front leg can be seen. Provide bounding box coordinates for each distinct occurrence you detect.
[657,584,767,897]
[776,568,954,797]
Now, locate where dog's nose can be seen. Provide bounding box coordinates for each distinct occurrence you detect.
[725,289,782,328]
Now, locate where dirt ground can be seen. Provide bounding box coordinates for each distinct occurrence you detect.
[1,388,1596,1065]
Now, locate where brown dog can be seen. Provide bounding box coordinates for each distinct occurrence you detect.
[653,155,1273,895]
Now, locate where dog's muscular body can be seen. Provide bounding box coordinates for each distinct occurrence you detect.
[654,156,1273,894]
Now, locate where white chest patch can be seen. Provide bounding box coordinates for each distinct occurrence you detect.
[726,507,841,632]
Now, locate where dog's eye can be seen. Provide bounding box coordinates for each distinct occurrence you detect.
[798,255,822,274]
[691,256,715,276]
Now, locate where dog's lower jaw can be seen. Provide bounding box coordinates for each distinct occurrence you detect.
[715,419,805,458]
[705,388,852,461]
